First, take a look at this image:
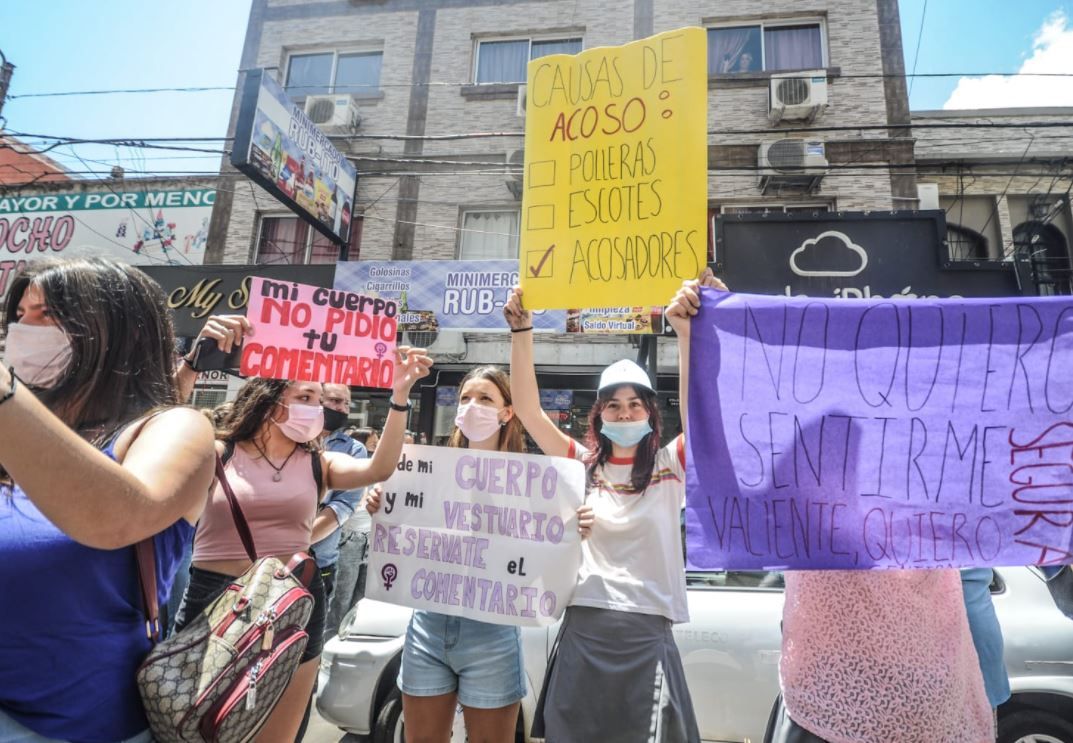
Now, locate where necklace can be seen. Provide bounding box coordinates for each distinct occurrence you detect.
[250,439,299,482]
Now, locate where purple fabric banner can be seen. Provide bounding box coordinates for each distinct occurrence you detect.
[686,290,1073,570]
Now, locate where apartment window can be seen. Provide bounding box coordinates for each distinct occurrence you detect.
[285,50,383,99]
[708,22,825,74]
[458,210,519,259]
[255,214,362,265]
[475,37,583,84]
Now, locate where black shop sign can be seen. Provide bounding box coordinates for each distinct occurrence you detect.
[713,211,1020,299]
[140,263,336,337]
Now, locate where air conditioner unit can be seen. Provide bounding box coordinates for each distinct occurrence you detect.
[516,84,527,118]
[505,149,525,200]
[304,94,363,130]
[769,71,828,123]
[758,139,827,193]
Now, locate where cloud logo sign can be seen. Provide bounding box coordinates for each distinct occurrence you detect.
[789,230,869,278]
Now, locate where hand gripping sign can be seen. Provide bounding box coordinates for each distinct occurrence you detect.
[367,445,585,627]
[519,27,709,311]
[686,290,1073,571]
[241,276,398,387]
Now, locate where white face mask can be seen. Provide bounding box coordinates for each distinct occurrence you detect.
[3,322,74,389]
[454,401,503,443]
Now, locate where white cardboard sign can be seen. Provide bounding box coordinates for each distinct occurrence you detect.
[366,444,585,627]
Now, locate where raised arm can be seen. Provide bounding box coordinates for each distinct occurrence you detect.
[504,287,574,458]
[324,346,432,490]
[0,363,215,549]
[665,269,727,434]
[175,315,253,402]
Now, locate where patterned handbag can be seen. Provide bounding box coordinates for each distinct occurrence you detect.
[135,455,316,742]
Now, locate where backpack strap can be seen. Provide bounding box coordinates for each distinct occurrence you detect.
[311,450,325,500]
[215,452,257,563]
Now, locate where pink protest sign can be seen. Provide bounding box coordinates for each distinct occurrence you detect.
[241,276,398,388]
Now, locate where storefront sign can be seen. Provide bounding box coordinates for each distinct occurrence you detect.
[568,307,663,334]
[686,290,1073,570]
[241,276,397,387]
[335,259,565,332]
[0,188,215,299]
[519,27,708,310]
[714,211,1020,298]
[367,445,585,626]
[139,264,336,337]
[336,260,661,334]
[232,69,357,245]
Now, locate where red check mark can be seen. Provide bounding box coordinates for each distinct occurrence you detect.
[529,244,555,278]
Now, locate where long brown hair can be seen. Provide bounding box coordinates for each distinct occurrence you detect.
[2,258,179,440]
[447,366,526,453]
[215,378,319,453]
[583,384,662,493]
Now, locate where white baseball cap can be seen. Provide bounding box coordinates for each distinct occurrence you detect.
[598,359,654,393]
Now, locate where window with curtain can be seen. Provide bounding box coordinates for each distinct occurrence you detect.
[285,53,334,98]
[285,50,384,99]
[764,25,824,71]
[335,52,383,94]
[708,22,824,74]
[475,37,582,83]
[708,26,762,74]
[459,210,519,259]
[255,215,361,265]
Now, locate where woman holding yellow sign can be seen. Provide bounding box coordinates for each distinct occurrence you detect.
[505,272,723,743]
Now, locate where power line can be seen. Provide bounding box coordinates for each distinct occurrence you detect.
[907,0,928,98]
[10,70,1073,99]
[6,119,1073,151]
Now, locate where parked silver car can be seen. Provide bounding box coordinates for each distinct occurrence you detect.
[316,567,1073,743]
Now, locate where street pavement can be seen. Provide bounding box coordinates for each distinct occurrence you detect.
[303,706,354,743]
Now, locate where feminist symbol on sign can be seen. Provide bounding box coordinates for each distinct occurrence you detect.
[374,342,388,359]
[381,563,398,590]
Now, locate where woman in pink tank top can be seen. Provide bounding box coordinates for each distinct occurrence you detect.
[174,345,432,742]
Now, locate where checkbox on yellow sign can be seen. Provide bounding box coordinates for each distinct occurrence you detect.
[527,245,555,279]
[527,204,554,231]
[528,160,556,188]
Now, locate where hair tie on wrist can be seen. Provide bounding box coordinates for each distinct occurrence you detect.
[510,326,534,333]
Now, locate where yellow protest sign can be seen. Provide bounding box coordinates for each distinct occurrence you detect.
[519,27,708,311]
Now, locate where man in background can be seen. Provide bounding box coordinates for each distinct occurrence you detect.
[326,427,378,637]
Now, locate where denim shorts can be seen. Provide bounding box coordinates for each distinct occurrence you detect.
[398,610,525,709]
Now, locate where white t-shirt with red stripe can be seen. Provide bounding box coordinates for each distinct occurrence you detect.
[567,436,689,623]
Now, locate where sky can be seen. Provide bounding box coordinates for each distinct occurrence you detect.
[0,0,1071,177]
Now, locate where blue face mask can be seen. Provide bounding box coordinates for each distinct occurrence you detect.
[600,419,652,448]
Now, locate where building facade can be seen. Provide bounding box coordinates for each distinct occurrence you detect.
[913,107,1073,295]
[209,0,916,439]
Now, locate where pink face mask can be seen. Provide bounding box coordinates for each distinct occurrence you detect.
[274,403,325,444]
[454,401,503,443]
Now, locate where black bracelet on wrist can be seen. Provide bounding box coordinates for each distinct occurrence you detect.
[388,399,412,413]
[0,368,17,407]
[510,326,534,333]
[181,354,199,371]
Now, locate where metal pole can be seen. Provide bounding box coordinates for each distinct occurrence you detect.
[0,50,14,119]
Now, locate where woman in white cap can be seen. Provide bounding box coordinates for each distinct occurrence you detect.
[503,271,724,743]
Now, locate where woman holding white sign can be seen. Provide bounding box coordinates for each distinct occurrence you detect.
[504,273,723,743]
[365,365,592,743]
[174,346,431,741]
